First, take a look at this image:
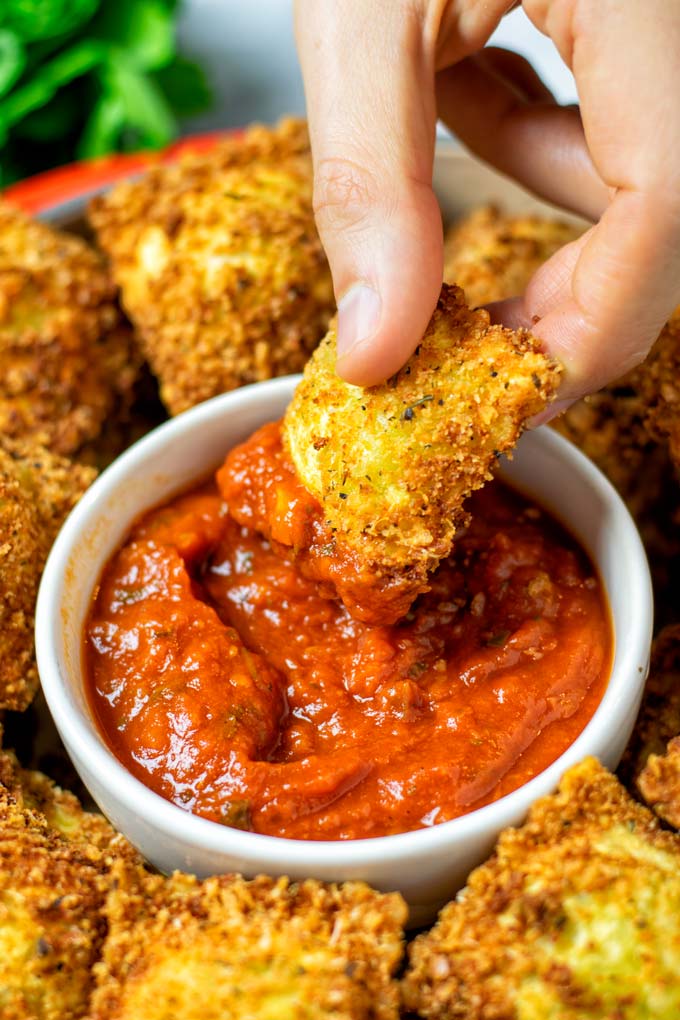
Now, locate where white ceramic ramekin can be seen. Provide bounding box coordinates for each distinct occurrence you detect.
[36,375,652,926]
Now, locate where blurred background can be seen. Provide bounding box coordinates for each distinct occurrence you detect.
[0,0,576,184]
[178,1,577,132]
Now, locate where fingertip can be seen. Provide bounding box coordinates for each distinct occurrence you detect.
[528,397,575,429]
[336,284,382,362]
[334,187,444,387]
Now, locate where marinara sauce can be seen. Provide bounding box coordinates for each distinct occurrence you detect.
[85,423,612,841]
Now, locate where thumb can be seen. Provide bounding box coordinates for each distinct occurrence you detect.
[295,1,443,386]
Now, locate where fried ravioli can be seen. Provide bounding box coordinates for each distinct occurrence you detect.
[0,750,137,860]
[402,758,680,1020]
[88,118,334,416]
[0,786,109,1020]
[637,737,680,829]
[443,205,583,307]
[89,868,406,1020]
[0,200,139,456]
[278,284,559,623]
[0,438,95,711]
[618,625,680,826]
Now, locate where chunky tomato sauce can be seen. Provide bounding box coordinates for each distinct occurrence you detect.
[85,423,611,841]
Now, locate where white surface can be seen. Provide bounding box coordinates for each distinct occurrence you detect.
[177,1,577,133]
[36,148,651,924]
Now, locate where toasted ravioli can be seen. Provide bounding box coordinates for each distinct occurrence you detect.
[0,200,139,456]
[90,868,406,1020]
[618,625,680,824]
[443,205,583,306]
[0,750,137,861]
[282,284,559,620]
[88,118,334,415]
[0,437,95,711]
[0,787,109,1020]
[638,736,680,829]
[403,758,680,1020]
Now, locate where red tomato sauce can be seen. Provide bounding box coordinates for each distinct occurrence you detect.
[85,423,612,841]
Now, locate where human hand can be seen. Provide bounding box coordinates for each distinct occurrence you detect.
[294,0,680,407]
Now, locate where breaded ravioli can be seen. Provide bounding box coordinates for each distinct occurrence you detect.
[89,868,406,1020]
[280,284,559,622]
[0,787,108,1020]
[618,625,680,789]
[402,758,680,1020]
[88,118,334,415]
[443,205,583,306]
[0,750,137,860]
[0,200,140,456]
[618,625,680,827]
[638,737,680,829]
[0,438,95,711]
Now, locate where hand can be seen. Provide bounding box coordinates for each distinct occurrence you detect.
[294,0,680,406]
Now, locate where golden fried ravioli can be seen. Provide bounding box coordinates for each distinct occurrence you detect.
[403,758,680,1020]
[0,438,95,711]
[443,205,583,306]
[89,868,406,1020]
[0,201,139,456]
[0,750,137,860]
[0,787,108,1020]
[89,118,334,415]
[617,625,680,828]
[638,736,680,829]
[281,284,560,622]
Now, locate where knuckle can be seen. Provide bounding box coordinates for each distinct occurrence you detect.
[313,156,381,235]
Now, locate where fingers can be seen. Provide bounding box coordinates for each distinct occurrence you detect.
[494,190,680,402]
[436,49,609,221]
[294,0,443,386]
[519,0,680,395]
[529,192,680,399]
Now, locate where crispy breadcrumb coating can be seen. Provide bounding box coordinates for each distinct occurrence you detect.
[0,750,139,862]
[618,625,680,818]
[638,737,680,829]
[88,118,334,415]
[75,364,168,472]
[628,315,680,465]
[0,200,140,456]
[0,786,109,1020]
[402,758,680,1020]
[89,867,406,1020]
[0,437,95,711]
[443,205,583,307]
[281,284,560,622]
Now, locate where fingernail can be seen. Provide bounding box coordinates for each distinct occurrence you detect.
[529,397,574,429]
[337,284,382,360]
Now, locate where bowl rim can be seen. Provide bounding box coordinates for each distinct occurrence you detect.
[36,375,653,867]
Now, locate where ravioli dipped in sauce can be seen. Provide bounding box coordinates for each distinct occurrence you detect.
[85,422,611,841]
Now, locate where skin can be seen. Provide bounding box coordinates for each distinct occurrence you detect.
[294,1,680,407]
